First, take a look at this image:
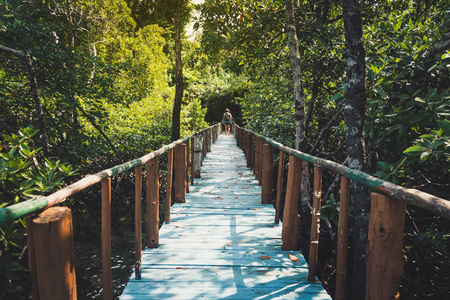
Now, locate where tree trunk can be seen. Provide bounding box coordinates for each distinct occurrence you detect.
[171,0,184,141]
[342,0,370,299]
[284,0,306,152]
[284,0,312,256]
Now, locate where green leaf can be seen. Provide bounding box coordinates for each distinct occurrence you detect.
[437,120,450,135]
[404,145,425,156]
[329,94,341,102]
[377,161,392,172]
[420,134,436,139]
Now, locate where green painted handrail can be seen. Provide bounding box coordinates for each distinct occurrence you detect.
[237,125,450,219]
[0,124,220,226]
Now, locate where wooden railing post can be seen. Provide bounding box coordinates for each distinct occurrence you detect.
[190,137,195,185]
[261,143,274,204]
[336,176,350,300]
[308,164,322,282]
[251,134,255,170]
[174,143,187,203]
[366,193,406,300]
[246,133,252,168]
[240,128,244,149]
[146,157,159,248]
[193,136,203,178]
[202,130,207,160]
[274,151,285,224]
[281,155,302,251]
[254,137,261,182]
[185,139,190,193]
[27,207,77,299]
[101,178,112,300]
[166,149,174,222]
[134,166,142,279]
[257,138,263,183]
[206,128,212,152]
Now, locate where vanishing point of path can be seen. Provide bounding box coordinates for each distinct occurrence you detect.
[120,133,332,299]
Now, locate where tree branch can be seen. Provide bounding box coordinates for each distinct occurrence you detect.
[310,107,344,154]
[0,43,50,156]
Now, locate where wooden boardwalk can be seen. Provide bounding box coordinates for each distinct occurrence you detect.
[120,134,332,299]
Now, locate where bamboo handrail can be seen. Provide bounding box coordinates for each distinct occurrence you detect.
[237,126,450,219]
[0,124,221,227]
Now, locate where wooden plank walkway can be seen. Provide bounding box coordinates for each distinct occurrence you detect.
[120,134,332,299]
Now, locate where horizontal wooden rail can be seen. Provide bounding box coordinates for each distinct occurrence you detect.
[0,124,221,226]
[238,126,450,219]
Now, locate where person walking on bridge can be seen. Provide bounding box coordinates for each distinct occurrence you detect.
[222,108,233,136]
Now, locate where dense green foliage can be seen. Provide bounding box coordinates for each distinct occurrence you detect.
[0,0,209,297]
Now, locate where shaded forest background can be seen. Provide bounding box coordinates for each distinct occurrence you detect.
[0,0,449,299]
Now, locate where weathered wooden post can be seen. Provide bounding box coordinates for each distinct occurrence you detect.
[206,128,212,152]
[254,137,261,182]
[251,134,255,170]
[193,135,203,178]
[102,178,112,300]
[146,157,159,248]
[185,139,190,193]
[174,143,187,203]
[242,129,246,152]
[239,128,243,149]
[202,130,207,160]
[135,166,142,279]
[281,155,302,251]
[366,193,405,300]
[257,138,264,183]
[246,133,252,167]
[261,143,274,204]
[336,176,350,300]
[275,150,285,224]
[308,164,322,282]
[190,137,195,185]
[166,149,174,222]
[27,207,77,299]
[102,179,113,299]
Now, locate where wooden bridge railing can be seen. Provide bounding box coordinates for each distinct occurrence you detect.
[0,123,221,300]
[233,125,450,300]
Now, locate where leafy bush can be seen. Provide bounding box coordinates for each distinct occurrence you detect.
[0,126,76,291]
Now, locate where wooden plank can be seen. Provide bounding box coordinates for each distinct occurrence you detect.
[121,285,330,300]
[101,178,112,300]
[365,193,405,300]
